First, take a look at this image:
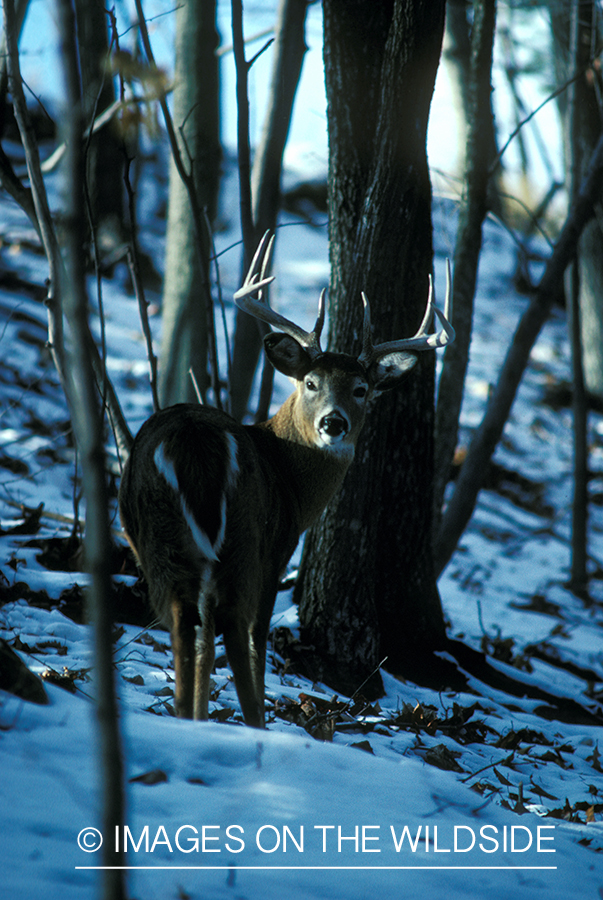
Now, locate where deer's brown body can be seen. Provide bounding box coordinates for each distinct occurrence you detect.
[119,235,453,727]
[120,400,349,726]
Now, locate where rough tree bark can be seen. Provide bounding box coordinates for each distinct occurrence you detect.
[295,0,447,698]
[443,0,501,192]
[159,0,221,407]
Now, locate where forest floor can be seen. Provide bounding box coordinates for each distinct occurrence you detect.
[0,150,602,899]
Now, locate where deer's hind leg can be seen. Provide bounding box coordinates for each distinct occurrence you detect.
[248,574,280,726]
[169,592,199,719]
[222,615,264,728]
[194,585,216,720]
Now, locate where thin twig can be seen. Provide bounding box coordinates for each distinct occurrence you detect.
[490,66,587,175]
[40,97,124,174]
[217,26,274,57]
[247,37,275,69]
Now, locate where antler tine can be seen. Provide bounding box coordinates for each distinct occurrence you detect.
[234,230,276,304]
[313,288,327,345]
[257,230,275,284]
[233,231,324,357]
[415,275,435,336]
[435,257,454,342]
[357,292,373,365]
[444,256,453,322]
[356,261,455,367]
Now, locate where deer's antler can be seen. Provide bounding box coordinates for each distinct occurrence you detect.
[234,232,326,359]
[357,259,454,367]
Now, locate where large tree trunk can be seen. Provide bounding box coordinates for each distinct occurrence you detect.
[74,0,124,247]
[295,0,447,698]
[159,0,220,407]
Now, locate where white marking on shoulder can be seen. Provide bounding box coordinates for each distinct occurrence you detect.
[153,441,179,491]
[153,442,220,563]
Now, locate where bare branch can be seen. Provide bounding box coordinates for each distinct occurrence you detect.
[490,65,588,176]
[247,37,275,70]
[40,97,124,174]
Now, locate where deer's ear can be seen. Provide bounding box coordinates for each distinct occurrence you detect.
[264,333,313,379]
[368,351,417,394]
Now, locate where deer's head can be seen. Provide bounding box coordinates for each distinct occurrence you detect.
[235,233,454,457]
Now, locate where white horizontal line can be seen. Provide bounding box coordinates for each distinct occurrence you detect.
[75,865,558,871]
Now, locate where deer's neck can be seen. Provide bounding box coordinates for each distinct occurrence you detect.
[259,397,353,532]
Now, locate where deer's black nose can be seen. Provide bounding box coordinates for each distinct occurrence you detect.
[319,412,348,438]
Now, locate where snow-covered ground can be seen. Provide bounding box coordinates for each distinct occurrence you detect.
[2,2,603,898]
[2,161,602,897]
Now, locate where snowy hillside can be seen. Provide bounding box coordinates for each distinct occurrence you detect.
[1,157,603,896]
[1,1,603,897]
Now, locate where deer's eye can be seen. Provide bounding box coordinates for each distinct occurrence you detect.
[305,379,318,392]
[353,385,368,399]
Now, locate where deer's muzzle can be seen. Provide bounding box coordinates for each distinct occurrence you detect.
[318,411,349,442]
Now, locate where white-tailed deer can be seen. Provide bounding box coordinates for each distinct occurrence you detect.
[119,234,453,727]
